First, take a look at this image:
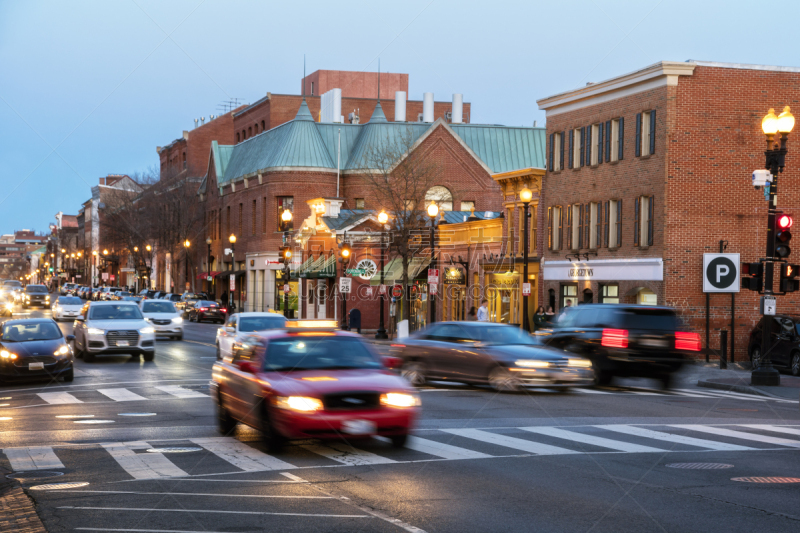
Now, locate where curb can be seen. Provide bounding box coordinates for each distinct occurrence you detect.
[0,479,48,533]
[697,379,793,400]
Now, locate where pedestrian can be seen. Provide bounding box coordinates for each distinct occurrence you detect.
[565,300,572,308]
[466,306,477,321]
[220,290,228,306]
[477,299,489,322]
[545,306,556,324]
[533,306,548,330]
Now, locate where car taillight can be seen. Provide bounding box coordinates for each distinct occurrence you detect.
[601,329,628,348]
[199,307,208,311]
[220,308,227,313]
[390,344,406,348]
[675,331,701,351]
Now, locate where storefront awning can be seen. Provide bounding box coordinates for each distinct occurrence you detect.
[302,254,337,278]
[216,270,246,279]
[196,271,220,280]
[296,256,315,277]
[370,257,430,286]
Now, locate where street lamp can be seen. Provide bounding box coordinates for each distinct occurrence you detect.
[183,240,191,294]
[376,210,390,339]
[206,237,213,297]
[753,106,795,386]
[520,187,533,332]
[340,239,351,330]
[228,234,236,311]
[427,201,439,325]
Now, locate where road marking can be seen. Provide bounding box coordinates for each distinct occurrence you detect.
[6,379,209,394]
[59,506,370,518]
[154,385,206,399]
[740,425,800,437]
[183,340,215,347]
[3,446,64,470]
[671,425,800,448]
[442,428,578,455]
[189,438,295,471]
[675,389,766,402]
[76,530,254,533]
[97,388,147,402]
[572,388,614,394]
[300,442,398,466]
[37,392,82,404]
[599,425,755,451]
[55,490,332,499]
[101,443,188,479]
[376,436,492,460]
[520,426,666,453]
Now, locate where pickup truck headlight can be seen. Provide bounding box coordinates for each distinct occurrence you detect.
[380,392,420,408]
[87,327,105,336]
[140,326,155,334]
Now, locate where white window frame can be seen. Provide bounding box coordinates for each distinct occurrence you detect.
[590,124,599,165]
[571,204,581,250]
[589,202,598,249]
[641,112,651,156]
[610,119,620,162]
[609,200,619,248]
[553,133,562,171]
[639,195,650,246]
[551,206,561,250]
[573,128,581,168]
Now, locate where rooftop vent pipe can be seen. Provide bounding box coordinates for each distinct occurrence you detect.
[395,91,406,122]
[423,92,434,123]
[451,93,463,124]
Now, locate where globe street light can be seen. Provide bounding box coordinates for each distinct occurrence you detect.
[183,240,191,293]
[427,201,439,325]
[340,240,351,330]
[376,210,390,339]
[206,237,213,297]
[280,210,293,317]
[520,187,533,333]
[228,234,236,311]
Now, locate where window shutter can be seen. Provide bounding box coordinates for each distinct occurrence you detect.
[648,196,654,246]
[605,120,611,161]
[649,110,656,155]
[635,113,642,157]
[634,197,640,247]
[548,207,553,250]
[568,131,574,169]
[558,207,563,251]
[579,128,585,168]
[618,117,624,160]
[560,131,565,170]
[567,204,573,250]
[604,201,610,247]
[598,123,604,164]
[616,200,623,246]
[548,133,554,171]
[585,126,592,167]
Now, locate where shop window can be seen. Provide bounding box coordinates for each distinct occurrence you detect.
[278,196,294,231]
[425,186,453,211]
[561,284,577,308]
[355,198,365,209]
[600,284,619,304]
[461,200,475,211]
[637,288,657,305]
[635,196,654,247]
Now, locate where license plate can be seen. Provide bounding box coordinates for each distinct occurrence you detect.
[116,340,130,346]
[640,339,667,348]
[28,362,44,370]
[341,419,376,435]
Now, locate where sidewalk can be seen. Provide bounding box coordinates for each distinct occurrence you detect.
[684,362,800,400]
[0,479,47,533]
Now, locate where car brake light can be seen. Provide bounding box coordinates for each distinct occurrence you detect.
[199,307,208,311]
[390,344,406,348]
[220,308,227,313]
[675,331,701,351]
[601,329,628,348]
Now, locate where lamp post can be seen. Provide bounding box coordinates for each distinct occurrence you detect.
[281,209,293,318]
[339,239,351,330]
[183,239,191,294]
[753,106,795,386]
[427,201,439,325]
[376,210,389,339]
[520,187,533,332]
[206,237,213,297]
[145,244,152,291]
[228,234,236,311]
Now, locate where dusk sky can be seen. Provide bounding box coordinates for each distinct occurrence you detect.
[1,0,798,233]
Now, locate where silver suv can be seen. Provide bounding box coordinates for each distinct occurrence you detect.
[73,301,156,362]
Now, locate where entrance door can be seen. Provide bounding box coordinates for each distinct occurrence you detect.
[447,286,465,321]
[316,280,327,319]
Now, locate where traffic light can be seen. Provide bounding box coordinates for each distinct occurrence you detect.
[279,246,292,265]
[780,263,800,292]
[775,213,793,258]
[742,262,763,291]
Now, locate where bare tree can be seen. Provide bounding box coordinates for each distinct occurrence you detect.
[358,128,443,322]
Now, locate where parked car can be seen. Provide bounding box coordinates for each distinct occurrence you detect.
[111,291,131,300]
[23,284,50,308]
[210,320,418,450]
[537,304,700,388]
[51,296,83,321]
[747,315,800,376]
[60,283,76,296]
[177,293,204,313]
[99,287,122,301]
[216,312,287,360]
[0,318,74,383]
[72,301,156,362]
[140,299,183,340]
[90,288,102,301]
[187,300,226,323]
[122,296,143,303]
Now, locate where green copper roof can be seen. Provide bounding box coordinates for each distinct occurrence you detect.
[345,122,429,170]
[451,125,546,174]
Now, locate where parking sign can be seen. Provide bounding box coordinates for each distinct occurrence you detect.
[703,253,740,293]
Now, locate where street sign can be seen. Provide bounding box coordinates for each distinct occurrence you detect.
[283,284,290,294]
[339,278,352,293]
[366,287,373,296]
[229,276,235,291]
[703,253,740,293]
[429,282,438,295]
[522,283,531,296]
[761,295,777,315]
[110,275,115,281]
[102,272,109,280]
[428,269,439,283]
[392,285,402,297]
[207,276,212,281]
[346,268,366,276]
[379,285,386,294]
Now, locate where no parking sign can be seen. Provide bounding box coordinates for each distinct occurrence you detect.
[703,253,740,293]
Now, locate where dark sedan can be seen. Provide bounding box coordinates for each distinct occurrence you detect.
[392,322,594,391]
[23,284,50,308]
[0,319,74,383]
[748,315,800,376]
[188,300,226,323]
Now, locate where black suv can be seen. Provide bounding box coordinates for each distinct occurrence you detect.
[23,284,50,308]
[747,315,800,376]
[538,304,700,387]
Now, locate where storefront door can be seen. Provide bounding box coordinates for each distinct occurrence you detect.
[486,273,520,324]
[446,285,466,321]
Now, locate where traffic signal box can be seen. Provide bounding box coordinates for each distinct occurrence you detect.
[780,263,800,293]
[279,246,292,265]
[742,262,763,292]
[775,214,793,258]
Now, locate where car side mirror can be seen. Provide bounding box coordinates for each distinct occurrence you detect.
[66,334,75,341]
[226,326,235,333]
[238,361,257,374]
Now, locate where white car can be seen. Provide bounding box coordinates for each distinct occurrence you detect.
[72,301,156,362]
[139,299,183,340]
[52,296,83,321]
[215,312,287,360]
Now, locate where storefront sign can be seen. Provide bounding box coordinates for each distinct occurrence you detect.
[428,269,439,283]
[444,268,465,285]
[522,283,531,296]
[542,258,663,281]
[429,282,438,295]
[339,278,352,293]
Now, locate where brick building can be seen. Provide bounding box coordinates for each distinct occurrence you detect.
[537,60,800,360]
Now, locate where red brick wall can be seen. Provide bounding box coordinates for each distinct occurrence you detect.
[159,109,242,180]
[302,70,408,100]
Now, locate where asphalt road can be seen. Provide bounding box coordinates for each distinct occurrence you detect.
[2,303,800,533]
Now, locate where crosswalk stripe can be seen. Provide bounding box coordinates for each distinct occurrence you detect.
[520,426,666,453]
[300,443,397,466]
[3,446,64,470]
[37,392,82,404]
[573,388,614,394]
[599,425,755,451]
[190,438,295,471]
[101,443,188,479]
[442,429,578,455]
[402,436,493,460]
[663,390,720,398]
[97,388,147,402]
[154,385,206,399]
[674,389,766,401]
[671,425,800,448]
[739,425,800,437]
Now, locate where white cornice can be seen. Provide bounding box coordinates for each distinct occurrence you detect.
[537,61,696,116]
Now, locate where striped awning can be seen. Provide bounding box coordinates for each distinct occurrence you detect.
[369,257,430,286]
[301,254,337,279]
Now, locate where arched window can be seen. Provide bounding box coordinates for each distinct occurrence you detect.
[248,126,252,137]
[253,123,258,134]
[242,129,246,140]
[425,186,453,211]
[236,132,240,142]
[261,120,266,131]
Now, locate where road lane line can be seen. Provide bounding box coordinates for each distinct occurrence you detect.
[154,385,206,399]
[520,427,666,453]
[3,446,64,470]
[674,389,766,401]
[599,425,755,451]
[671,425,800,448]
[101,443,188,479]
[55,490,331,499]
[300,443,398,465]
[739,425,800,437]
[376,436,492,460]
[189,438,295,471]
[97,388,147,402]
[441,429,578,455]
[37,392,82,404]
[59,506,370,518]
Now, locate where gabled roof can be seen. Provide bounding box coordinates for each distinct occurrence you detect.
[451,125,546,174]
[320,209,373,231]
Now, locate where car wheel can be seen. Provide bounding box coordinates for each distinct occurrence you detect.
[62,368,74,382]
[176,334,183,341]
[751,347,762,371]
[659,373,673,390]
[400,361,427,386]
[791,352,800,377]
[143,352,154,362]
[390,434,408,448]
[488,367,523,392]
[217,397,237,434]
[261,409,286,453]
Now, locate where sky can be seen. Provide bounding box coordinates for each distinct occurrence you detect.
[1,0,799,235]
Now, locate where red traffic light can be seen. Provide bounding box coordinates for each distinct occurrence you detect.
[778,214,793,229]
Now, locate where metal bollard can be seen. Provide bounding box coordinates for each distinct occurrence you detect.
[719,329,728,369]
